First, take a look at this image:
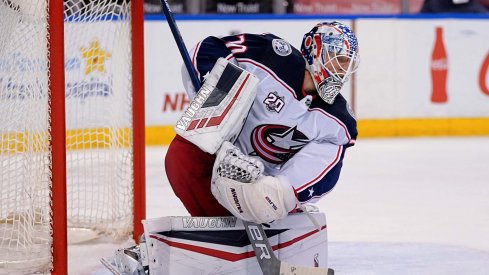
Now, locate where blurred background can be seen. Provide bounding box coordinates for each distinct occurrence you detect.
[143,0,489,15]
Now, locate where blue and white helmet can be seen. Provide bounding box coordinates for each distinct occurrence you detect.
[301,21,360,104]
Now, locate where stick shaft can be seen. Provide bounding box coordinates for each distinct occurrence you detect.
[160,0,201,90]
[242,221,281,275]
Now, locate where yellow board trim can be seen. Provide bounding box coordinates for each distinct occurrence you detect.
[147,118,489,145]
[359,118,489,137]
[65,128,131,150]
[145,126,176,146]
[2,118,488,153]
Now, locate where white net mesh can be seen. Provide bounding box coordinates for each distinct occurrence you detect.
[64,0,133,239]
[0,0,51,272]
[0,0,134,272]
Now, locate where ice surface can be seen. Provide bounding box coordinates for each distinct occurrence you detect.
[70,137,489,274]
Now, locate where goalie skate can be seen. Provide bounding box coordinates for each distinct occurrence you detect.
[101,245,148,275]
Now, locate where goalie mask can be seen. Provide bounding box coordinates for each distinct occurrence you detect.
[301,21,359,104]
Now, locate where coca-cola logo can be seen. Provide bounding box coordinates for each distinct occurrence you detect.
[479,52,489,96]
[431,58,448,70]
[430,26,489,102]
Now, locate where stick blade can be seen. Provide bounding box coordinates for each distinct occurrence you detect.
[279,261,330,275]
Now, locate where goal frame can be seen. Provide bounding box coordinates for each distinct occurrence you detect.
[48,1,146,274]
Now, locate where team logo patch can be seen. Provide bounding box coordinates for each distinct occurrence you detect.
[263,91,285,113]
[272,39,292,56]
[250,124,309,164]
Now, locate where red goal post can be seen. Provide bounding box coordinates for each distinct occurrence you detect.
[0,0,145,274]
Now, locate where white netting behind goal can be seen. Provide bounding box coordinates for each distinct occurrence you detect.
[0,0,135,272]
[64,0,133,238]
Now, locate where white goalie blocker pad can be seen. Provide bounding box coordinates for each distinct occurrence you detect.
[141,212,327,275]
[175,58,259,154]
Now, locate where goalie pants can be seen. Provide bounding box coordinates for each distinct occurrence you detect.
[165,135,231,217]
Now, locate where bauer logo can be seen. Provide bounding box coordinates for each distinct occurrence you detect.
[182,217,237,228]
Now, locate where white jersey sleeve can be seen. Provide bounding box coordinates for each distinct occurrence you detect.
[275,141,345,203]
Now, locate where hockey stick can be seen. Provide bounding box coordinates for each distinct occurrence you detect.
[159,0,200,90]
[243,220,332,275]
[159,2,331,274]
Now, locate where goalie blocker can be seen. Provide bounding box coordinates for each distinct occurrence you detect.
[139,212,328,274]
[174,58,259,154]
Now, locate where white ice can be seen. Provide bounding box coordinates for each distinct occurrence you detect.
[71,137,489,275]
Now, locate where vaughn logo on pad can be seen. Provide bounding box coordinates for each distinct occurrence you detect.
[174,58,259,154]
[182,217,237,229]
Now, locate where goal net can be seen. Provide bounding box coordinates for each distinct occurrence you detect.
[0,0,144,273]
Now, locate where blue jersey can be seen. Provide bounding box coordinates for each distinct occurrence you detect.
[184,33,357,203]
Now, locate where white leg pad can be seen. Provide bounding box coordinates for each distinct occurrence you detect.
[142,212,328,275]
